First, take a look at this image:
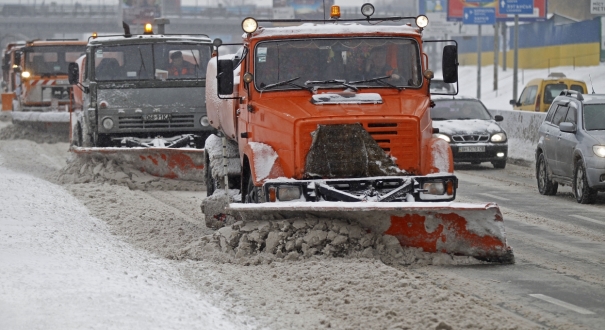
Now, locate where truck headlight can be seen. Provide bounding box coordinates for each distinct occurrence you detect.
[102,117,114,130]
[277,185,302,201]
[21,71,31,78]
[200,116,210,126]
[491,132,507,142]
[434,133,451,142]
[593,145,605,158]
[422,182,445,195]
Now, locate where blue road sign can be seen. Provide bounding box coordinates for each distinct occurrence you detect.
[499,0,534,15]
[463,7,496,25]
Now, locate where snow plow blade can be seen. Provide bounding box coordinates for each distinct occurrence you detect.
[11,111,71,134]
[228,202,514,263]
[70,147,205,181]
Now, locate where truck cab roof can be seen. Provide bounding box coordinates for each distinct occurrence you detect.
[248,22,421,40]
[88,35,212,46]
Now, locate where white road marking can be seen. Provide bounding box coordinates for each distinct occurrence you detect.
[571,215,605,226]
[529,294,595,315]
[479,193,510,201]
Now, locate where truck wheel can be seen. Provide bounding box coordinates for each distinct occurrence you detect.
[536,153,558,195]
[244,171,259,203]
[80,121,93,148]
[492,160,506,169]
[72,123,83,147]
[205,155,217,196]
[573,159,597,204]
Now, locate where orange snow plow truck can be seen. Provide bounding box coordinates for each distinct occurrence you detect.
[9,39,87,133]
[204,4,514,262]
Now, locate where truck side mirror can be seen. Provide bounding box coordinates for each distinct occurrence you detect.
[442,45,458,84]
[217,59,234,95]
[68,62,79,85]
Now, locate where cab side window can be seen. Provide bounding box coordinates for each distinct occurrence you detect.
[564,106,577,124]
[545,103,558,123]
[519,85,537,105]
[551,105,569,126]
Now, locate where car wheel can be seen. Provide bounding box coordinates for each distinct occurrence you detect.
[536,153,558,195]
[573,159,597,204]
[492,160,506,169]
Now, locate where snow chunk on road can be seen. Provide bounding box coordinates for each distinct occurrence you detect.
[0,167,243,330]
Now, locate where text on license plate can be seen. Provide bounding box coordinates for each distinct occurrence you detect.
[459,146,485,152]
[143,114,171,121]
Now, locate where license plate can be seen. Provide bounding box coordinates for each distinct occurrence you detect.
[459,146,485,153]
[143,114,171,121]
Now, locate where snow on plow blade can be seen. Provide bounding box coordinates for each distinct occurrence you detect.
[11,111,71,134]
[71,147,205,181]
[228,202,514,263]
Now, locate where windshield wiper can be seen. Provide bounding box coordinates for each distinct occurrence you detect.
[137,47,147,76]
[350,76,403,91]
[260,77,312,93]
[304,79,358,92]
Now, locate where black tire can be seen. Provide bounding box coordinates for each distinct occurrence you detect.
[573,159,597,204]
[80,120,93,147]
[492,160,506,169]
[205,155,218,196]
[244,170,259,203]
[72,123,83,147]
[536,153,558,195]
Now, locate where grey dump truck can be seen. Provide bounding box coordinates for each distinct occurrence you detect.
[68,32,215,148]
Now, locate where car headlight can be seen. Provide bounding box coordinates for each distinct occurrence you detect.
[491,132,507,142]
[593,145,605,158]
[434,133,451,143]
[102,117,114,130]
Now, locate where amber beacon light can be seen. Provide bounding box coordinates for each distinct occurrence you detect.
[330,5,341,19]
[144,23,153,34]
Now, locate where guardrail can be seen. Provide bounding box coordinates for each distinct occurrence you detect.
[488,109,546,164]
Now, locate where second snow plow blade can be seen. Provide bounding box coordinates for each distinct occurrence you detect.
[11,111,71,134]
[228,202,513,263]
[71,147,205,181]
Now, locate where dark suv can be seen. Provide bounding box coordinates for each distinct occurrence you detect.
[535,90,605,203]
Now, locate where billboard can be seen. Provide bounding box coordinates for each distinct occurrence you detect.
[447,0,547,22]
[273,0,334,20]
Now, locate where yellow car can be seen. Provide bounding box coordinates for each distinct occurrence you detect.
[510,73,587,112]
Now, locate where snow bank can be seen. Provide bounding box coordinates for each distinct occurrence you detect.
[55,152,204,191]
[0,167,242,330]
[0,121,69,143]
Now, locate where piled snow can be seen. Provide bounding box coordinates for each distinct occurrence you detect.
[0,167,243,329]
[55,153,204,191]
[184,215,483,267]
[0,121,69,143]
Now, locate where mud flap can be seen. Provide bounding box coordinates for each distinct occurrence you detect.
[228,202,514,263]
[71,147,205,181]
[11,111,71,135]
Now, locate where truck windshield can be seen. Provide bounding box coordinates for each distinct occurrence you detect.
[93,43,211,81]
[25,45,86,76]
[583,104,605,131]
[254,38,422,91]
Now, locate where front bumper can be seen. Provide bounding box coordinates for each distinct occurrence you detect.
[260,175,458,203]
[450,143,508,163]
[586,157,605,190]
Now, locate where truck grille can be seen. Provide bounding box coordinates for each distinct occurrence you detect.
[118,114,195,130]
[452,134,489,143]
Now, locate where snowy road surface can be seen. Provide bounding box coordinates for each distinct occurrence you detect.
[0,166,244,330]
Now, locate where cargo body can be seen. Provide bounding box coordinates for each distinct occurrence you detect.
[203,8,514,262]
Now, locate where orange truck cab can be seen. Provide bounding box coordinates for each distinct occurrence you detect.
[14,40,86,112]
[205,7,460,204]
[510,72,587,112]
[1,41,26,111]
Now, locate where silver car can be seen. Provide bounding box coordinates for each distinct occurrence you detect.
[536,90,605,203]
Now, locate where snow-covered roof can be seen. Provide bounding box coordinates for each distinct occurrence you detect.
[89,34,212,46]
[248,22,421,40]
